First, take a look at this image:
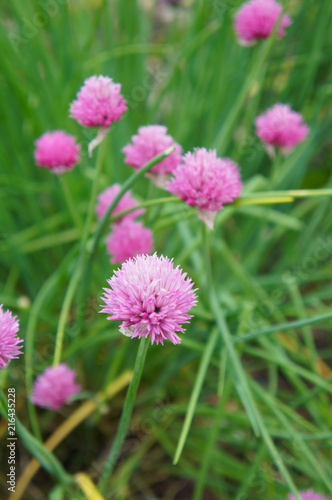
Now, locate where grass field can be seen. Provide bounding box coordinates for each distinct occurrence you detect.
[0,0,332,499]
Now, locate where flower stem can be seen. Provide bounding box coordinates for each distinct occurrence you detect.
[89,147,175,258]
[201,225,302,500]
[53,139,107,366]
[98,337,149,493]
[173,327,218,465]
[270,148,281,186]
[239,188,332,199]
[79,137,108,257]
[109,196,179,223]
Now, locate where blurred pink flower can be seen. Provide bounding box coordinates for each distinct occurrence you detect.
[122,125,182,187]
[288,490,328,500]
[95,183,144,222]
[100,253,197,345]
[167,148,242,228]
[234,0,291,45]
[31,363,81,411]
[255,103,309,156]
[70,75,127,128]
[70,75,127,156]
[0,304,23,369]
[106,220,153,263]
[34,131,80,174]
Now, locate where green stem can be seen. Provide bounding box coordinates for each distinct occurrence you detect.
[53,265,81,366]
[52,140,107,366]
[233,311,332,344]
[193,379,232,500]
[79,137,107,256]
[106,188,332,226]
[173,327,219,464]
[90,146,175,258]
[59,175,83,231]
[98,337,149,493]
[202,226,302,500]
[271,149,281,186]
[239,188,332,199]
[25,247,78,438]
[108,197,179,223]
[213,10,284,152]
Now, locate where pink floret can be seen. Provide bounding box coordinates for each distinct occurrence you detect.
[122,125,182,175]
[31,363,81,411]
[167,148,242,211]
[255,103,309,152]
[288,490,328,500]
[100,253,197,345]
[106,220,153,263]
[234,0,291,44]
[95,183,145,222]
[34,131,80,173]
[70,75,127,127]
[0,304,23,369]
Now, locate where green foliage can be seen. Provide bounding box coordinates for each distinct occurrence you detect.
[0,0,332,498]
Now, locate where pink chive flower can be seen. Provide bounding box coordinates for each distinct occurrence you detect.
[106,220,153,264]
[100,253,197,345]
[255,103,310,156]
[0,305,23,369]
[31,363,81,411]
[34,131,80,174]
[70,75,127,128]
[167,148,242,229]
[70,75,127,156]
[122,125,183,187]
[288,491,328,500]
[234,0,291,45]
[95,183,145,222]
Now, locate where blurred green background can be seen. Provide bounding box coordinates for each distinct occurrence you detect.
[0,0,332,498]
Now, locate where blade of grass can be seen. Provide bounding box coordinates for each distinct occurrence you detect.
[173,327,219,464]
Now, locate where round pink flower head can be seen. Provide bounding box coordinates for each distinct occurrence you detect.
[122,125,183,187]
[167,148,242,229]
[0,305,23,369]
[95,183,145,222]
[255,103,310,156]
[31,363,81,411]
[288,490,328,500]
[34,131,80,174]
[106,219,153,264]
[100,253,198,345]
[70,75,127,156]
[234,0,291,45]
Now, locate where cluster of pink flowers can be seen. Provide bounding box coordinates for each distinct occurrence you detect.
[106,220,153,264]
[95,183,145,222]
[0,305,23,369]
[96,183,153,264]
[101,253,197,345]
[123,125,182,187]
[31,363,81,411]
[234,0,291,45]
[167,148,242,229]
